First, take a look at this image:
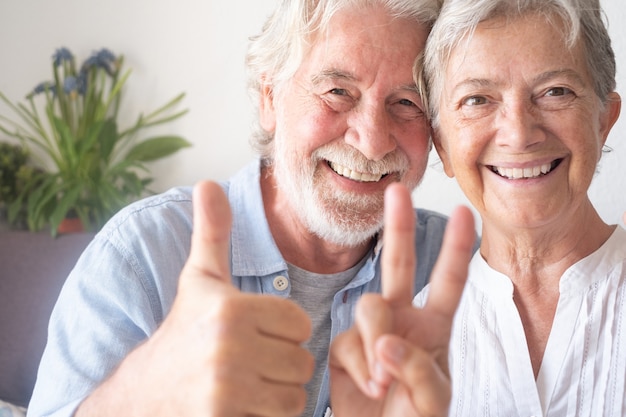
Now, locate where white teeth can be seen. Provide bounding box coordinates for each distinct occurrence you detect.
[329,162,383,182]
[495,163,553,179]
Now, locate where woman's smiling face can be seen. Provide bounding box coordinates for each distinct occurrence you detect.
[434,13,620,231]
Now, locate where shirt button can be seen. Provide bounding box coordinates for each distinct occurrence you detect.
[273,275,289,291]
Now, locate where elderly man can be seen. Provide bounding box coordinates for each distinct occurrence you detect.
[28,1,477,416]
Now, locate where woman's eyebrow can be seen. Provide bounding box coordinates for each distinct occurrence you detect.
[449,77,495,96]
[450,69,587,95]
[531,69,587,86]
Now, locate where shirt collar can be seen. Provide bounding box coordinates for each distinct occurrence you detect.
[228,160,287,277]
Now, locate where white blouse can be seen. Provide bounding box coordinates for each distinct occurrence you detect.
[414,227,626,417]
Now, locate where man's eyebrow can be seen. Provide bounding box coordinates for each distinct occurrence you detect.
[311,70,420,94]
[398,83,420,95]
[311,69,357,86]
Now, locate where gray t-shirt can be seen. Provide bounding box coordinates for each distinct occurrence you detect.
[288,254,368,417]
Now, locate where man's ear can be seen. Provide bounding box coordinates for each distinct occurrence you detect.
[598,92,621,152]
[432,129,455,178]
[259,79,277,132]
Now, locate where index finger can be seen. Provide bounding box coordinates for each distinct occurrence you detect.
[424,205,475,321]
[381,182,416,307]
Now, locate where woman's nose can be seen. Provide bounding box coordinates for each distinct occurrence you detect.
[494,101,546,150]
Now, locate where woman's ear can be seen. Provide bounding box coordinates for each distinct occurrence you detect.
[259,78,276,132]
[432,129,455,178]
[598,92,621,149]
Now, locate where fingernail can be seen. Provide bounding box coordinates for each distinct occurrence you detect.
[386,341,406,364]
[374,361,389,381]
[368,379,381,397]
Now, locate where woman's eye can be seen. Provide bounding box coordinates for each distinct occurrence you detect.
[463,96,487,106]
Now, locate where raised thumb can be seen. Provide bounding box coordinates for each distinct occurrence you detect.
[185,181,232,284]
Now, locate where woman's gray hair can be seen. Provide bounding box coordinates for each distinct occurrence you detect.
[246,0,442,160]
[424,0,616,128]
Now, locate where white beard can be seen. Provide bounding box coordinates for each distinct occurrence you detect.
[272,140,420,248]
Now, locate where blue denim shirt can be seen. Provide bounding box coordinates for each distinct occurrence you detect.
[28,160,449,417]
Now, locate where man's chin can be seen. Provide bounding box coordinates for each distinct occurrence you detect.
[311,226,381,248]
[303,211,383,248]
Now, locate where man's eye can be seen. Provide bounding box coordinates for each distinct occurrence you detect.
[545,87,572,97]
[391,99,425,121]
[463,96,487,106]
[321,88,355,112]
[398,98,417,107]
[329,88,349,96]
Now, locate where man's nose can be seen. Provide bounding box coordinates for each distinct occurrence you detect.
[344,102,396,161]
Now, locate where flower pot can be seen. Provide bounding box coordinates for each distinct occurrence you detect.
[57,217,84,234]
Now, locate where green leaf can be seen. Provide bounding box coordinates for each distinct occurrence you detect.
[7,195,25,223]
[48,186,81,236]
[77,120,105,155]
[124,136,191,162]
[51,114,77,169]
[143,92,186,122]
[26,175,60,231]
[98,119,119,162]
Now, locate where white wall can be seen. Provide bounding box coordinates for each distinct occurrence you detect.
[1,0,624,229]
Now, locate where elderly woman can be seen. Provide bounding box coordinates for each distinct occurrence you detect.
[416,0,626,415]
[329,0,625,416]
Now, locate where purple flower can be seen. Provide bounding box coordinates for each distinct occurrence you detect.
[96,48,116,65]
[30,81,55,97]
[76,72,88,95]
[81,55,98,70]
[63,76,78,94]
[81,48,118,76]
[52,47,74,67]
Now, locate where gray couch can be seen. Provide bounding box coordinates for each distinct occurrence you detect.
[0,230,94,408]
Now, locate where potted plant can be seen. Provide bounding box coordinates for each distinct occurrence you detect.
[0,47,190,236]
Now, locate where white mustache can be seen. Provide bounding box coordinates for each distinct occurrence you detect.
[312,144,409,177]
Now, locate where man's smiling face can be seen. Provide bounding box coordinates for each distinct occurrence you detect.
[260,4,431,246]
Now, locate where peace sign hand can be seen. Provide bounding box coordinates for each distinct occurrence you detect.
[329,183,476,417]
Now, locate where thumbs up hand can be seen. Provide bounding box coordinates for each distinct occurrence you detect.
[329,183,476,417]
[76,181,313,417]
